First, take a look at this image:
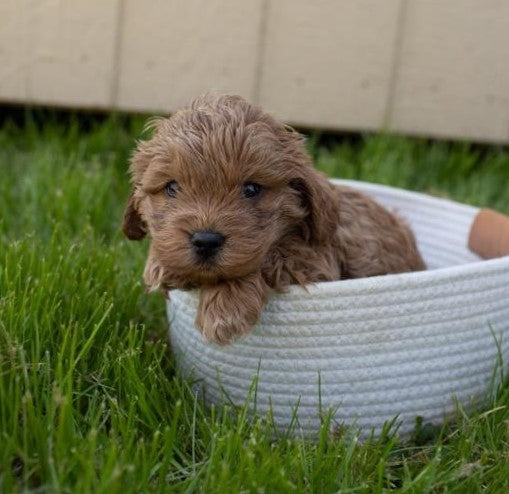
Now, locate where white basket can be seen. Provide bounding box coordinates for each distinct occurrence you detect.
[167,180,509,437]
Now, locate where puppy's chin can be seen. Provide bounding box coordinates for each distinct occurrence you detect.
[181,267,223,287]
[160,258,262,290]
[173,266,248,288]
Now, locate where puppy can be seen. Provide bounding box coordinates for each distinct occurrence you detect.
[123,94,425,344]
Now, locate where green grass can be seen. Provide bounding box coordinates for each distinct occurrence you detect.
[1,110,509,493]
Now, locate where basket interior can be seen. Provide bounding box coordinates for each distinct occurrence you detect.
[336,180,481,270]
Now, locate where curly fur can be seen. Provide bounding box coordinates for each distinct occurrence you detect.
[123,93,426,344]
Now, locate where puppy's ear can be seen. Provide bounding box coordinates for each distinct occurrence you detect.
[122,188,147,240]
[290,170,338,244]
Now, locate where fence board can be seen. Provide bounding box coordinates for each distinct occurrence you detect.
[389,0,509,143]
[116,0,263,113]
[0,0,508,143]
[258,0,402,130]
[0,0,120,107]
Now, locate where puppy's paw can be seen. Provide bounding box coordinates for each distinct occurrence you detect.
[196,312,251,345]
[196,274,267,345]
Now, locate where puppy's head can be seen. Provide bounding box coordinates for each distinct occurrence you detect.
[123,94,338,290]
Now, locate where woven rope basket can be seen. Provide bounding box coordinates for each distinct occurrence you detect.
[167,180,509,437]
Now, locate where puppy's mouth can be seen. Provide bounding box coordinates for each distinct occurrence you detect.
[158,229,266,288]
[180,264,225,288]
[195,255,220,267]
[191,259,223,280]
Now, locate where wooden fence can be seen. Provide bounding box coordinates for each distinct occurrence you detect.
[1,0,508,143]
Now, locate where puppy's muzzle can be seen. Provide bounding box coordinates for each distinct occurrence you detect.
[190,230,225,261]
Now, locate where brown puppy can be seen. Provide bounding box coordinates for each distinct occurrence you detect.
[123,94,425,344]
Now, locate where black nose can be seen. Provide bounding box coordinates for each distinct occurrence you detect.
[190,230,225,259]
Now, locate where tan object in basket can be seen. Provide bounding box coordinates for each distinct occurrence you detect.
[468,209,509,259]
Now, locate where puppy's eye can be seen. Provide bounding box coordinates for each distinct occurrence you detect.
[165,181,179,198]
[242,182,262,199]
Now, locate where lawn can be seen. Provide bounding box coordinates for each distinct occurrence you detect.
[1,110,508,493]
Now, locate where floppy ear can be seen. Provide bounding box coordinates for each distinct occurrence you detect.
[290,169,338,245]
[271,122,338,244]
[122,188,147,240]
